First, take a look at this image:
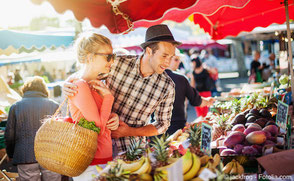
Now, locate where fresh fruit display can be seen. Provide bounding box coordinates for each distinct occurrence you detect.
[96,144,151,180]
[212,115,229,141]
[212,93,269,117]
[219,107,281,156]
[188,125,204,157]
[94,85,290,180]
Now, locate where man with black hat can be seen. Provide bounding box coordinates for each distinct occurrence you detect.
[63,24,181,153]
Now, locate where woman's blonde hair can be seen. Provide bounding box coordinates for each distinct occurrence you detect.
[21,76,49,97]
[74,32,112,64]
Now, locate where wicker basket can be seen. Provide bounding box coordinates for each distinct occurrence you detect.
[34,99,98,177]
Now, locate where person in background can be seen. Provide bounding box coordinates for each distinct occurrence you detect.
[249,51,263,83]
[201,49,219,96]
[201,49,218,69]
[7,72,14,85]
[68,32,119,181]
[190,57,215,118]
[14,68,23,83]
[40,66,53,83]
[165,55,215,135]
[5,76,61,181]
[261,53,276,82]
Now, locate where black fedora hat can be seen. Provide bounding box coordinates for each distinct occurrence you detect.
[140,24,182,49]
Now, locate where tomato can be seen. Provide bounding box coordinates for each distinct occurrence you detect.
[63,117,74,123]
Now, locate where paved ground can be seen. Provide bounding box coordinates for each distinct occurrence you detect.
[187,74,249,123]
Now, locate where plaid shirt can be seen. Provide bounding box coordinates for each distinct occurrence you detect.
[106,55,175,152]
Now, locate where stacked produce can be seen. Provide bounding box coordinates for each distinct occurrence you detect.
[219,108,280,156]
[96,125,226,181]
[96,137,151,181]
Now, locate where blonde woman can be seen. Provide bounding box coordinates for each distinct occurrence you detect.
[68,33,119,180]
[5,76,61,181]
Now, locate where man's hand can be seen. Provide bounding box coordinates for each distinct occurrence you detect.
[63,77,78,97]
[200,97,215,107]
[111,121,131,138]
[106,113,119,130]
[88,80,112,97]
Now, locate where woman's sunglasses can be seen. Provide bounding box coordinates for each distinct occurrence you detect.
[94,53,116,62]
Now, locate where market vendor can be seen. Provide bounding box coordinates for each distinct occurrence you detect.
[63,24,180,154]
[165,53,215,135]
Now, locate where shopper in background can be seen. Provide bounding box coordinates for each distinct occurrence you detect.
[190,57,215,118]
[249,51,263,83]
[201,49,219,96]
[14,68,23,83]
[5,76,61,181]
[165,55,215,135]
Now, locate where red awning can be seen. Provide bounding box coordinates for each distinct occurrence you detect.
[134,0,250,28]
[32,0,197,34]
[192,0,294,40]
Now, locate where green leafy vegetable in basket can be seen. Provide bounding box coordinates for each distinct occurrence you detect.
[78,118,100,134]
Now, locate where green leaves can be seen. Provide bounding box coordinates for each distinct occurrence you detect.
[150,134,170,165]
[188,124,201,147]
[125,137,144,161]
[78,118,100,134]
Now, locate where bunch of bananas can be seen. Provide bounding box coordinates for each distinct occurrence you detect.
[222,159,244,175]
[117,156,152,175]
[96,156,152,181]
[153,150,201,181]
[191,154,222,181]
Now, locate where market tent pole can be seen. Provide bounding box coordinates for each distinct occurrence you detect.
[284,0,294,104]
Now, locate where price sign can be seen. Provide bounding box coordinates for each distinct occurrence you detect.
[200,123,212,155]
[167,157,183,181]
[276,100,289,130]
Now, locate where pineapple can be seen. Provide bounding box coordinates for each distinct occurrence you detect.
[188,124,204,157]
[150,134,170,168]
[212,114,229,141]
[124,137,144,161]
[98,163,130,181]
[231,98,241,114]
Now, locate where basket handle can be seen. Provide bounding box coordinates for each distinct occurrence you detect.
[52,97,69,119]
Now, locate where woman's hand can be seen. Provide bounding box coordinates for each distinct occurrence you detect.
[63,77,78,97]
[88,80,112,97]
[106,113,119,130]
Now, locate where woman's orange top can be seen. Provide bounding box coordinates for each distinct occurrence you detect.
[69,80,114,165]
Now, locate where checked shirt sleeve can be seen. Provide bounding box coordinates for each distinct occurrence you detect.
[152,86,175,134]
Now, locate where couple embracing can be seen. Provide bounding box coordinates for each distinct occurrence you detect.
[65,24,181,180]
